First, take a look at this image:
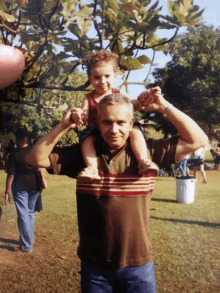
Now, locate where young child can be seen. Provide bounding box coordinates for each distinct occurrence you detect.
[72,50,158,180]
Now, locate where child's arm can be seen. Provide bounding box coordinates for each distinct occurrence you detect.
[81,96,89,125]
[131,99,142,111]
[120,92,142,112]
[71,95,89,127]
[71,108,83,127]
[130,126,159,175]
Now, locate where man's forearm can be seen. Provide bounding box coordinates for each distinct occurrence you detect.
[27,122,71,168]
[5,174,14,193]
[159,102,208,160]
[138,88,208,161]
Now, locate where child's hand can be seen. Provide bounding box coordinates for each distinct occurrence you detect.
[82,110,88,125]
[137,87,165,112]
[71,108,84,127]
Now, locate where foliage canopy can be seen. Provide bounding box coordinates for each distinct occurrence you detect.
[0,0,204,141]
[151,25,220,139]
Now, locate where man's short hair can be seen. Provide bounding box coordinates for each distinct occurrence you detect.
[98,93,134,118]
[15,128,28,143]
[86,49,119,75]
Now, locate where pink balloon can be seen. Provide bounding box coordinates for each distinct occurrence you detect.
[0,45,25,89]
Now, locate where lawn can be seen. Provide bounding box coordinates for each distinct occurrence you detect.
[0,159,220,292]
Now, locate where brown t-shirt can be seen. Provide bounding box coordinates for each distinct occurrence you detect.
[49,136,179,269]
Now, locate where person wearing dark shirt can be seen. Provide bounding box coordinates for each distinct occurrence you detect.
[27,88,208,292]
[5,129,41,252]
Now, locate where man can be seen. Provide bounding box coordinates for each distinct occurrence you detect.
[27,88,207,292]
[5,129,42,252]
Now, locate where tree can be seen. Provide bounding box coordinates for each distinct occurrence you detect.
[0,0,205,142]
[0,0,204,105]
[0,69,87,143]
[151,25,220,138]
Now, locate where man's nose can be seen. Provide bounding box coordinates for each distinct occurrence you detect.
[110,123,118,133]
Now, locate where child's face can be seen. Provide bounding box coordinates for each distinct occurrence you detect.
[89,62,117,95]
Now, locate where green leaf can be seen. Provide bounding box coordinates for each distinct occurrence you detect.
[76,5,92,17]
[80,19,92,37]
[154,44,169,51]
[105,0,119,13]
[68,23,81,38]
[173,11,186,23]
[168,0,175,12]
[137,55,152,64]
[0,10,16,22]
[121,2,137,14]
[120,57,143,71]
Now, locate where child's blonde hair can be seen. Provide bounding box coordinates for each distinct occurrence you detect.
[86,49,119,75]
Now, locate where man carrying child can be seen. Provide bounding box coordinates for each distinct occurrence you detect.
[27,85,207,293]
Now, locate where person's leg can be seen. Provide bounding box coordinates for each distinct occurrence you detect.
[130,127,159,175]
[186,166,190,176]
[199,164,207,183]
[81,262,114,293]
[181,159,187,176]
[28,190,41,245]
[117,261,156,293]
[78,135,101,180]
[193,166,197,178]
[12,186,33,251]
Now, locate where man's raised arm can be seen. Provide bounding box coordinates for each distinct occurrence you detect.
[138,87,208,162]
[26,109,77,168]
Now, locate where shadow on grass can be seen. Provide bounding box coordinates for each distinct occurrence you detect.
[0,245,14,251]
[0,238,19,245]
[152,198,177,203]
[151,216,220,228]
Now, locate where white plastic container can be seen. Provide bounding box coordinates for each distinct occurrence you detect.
[176,176,196,204]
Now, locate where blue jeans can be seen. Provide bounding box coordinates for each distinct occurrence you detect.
[12,183,40,251]
[81,261,156,293]
[179,159,188,176]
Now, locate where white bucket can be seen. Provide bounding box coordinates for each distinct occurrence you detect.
[176,176,196,204]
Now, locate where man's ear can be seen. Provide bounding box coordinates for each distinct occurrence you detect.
[130,118,135,129]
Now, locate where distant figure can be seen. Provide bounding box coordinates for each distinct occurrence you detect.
[175,155,189,176]
[5,129,42,252]
[215,143,220,153]
[190,147,207,183]
[210,149,220,170]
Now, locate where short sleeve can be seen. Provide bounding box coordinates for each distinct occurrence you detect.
[48,144,85,178]
[147,135,179,168]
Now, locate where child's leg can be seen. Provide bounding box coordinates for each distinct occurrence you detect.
[77,135,101,180]
[130,126,159,174]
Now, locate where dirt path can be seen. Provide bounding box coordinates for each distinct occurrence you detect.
[0,203,20,264]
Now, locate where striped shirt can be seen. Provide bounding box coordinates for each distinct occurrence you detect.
[49,136,178,268]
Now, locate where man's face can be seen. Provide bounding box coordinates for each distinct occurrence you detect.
[89,62,116,95]
[98,103,134,151]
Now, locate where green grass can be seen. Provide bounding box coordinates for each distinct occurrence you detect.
[0,168,220,293]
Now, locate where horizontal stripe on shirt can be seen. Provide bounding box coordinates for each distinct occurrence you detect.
[77,173,156,197]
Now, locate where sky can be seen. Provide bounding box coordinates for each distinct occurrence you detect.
[115,0,220,99]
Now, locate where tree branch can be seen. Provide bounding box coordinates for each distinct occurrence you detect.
[143,49,155,83]
[23,80,90,91]
[93,0,103,49]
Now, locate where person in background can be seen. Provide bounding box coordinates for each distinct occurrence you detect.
[5,129,42,252]
[175,154,190,177]
[190,147,207,183]
[210,149,220,170]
